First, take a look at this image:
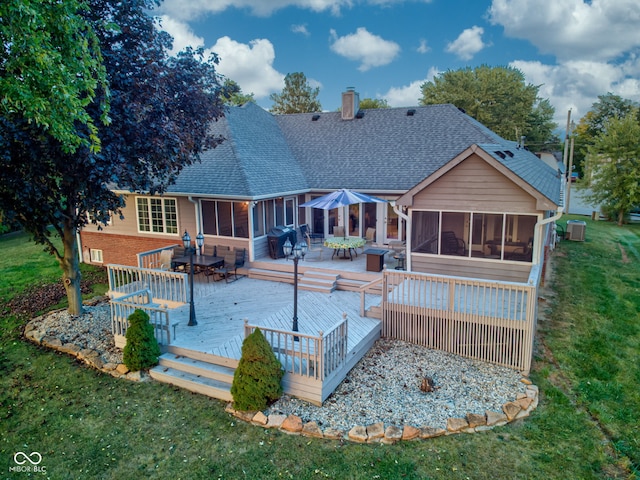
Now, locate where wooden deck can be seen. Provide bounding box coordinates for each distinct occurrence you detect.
[149,274,382,405]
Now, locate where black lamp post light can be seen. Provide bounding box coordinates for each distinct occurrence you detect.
[282,237,308,335]
[182,230,204,327]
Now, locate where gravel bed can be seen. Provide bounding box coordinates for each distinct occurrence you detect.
[30,303,122,365]
[266,338,527,431]
[30,305,527,431]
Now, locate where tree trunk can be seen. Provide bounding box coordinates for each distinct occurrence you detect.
[61,222,83,315]
[618,210,625,227]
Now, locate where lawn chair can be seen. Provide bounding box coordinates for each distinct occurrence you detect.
[151,249,174,270]
[333,225,345,238]
[300,224,323,244]
[215,248,246,282]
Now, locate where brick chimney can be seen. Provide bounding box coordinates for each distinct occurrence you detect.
[341,87,359,120]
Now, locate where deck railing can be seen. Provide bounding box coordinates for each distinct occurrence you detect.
[381,270,538,374]
[106,264,188,306]
[137,245,180,269]
[244,314,349,380]
[110,289,172,347]
[359,277,384,317]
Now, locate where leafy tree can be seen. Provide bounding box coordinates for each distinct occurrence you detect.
[269,72,321,114]
[583,111,640,226]
[358,98,389,109]
[0,0,109,152]
[420,65,556,145]
[573,93,638,174]
[222,79,255,106]
[0,0,226,315]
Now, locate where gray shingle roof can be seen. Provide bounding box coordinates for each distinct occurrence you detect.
[168,102,560,206]
[168,102,308,198]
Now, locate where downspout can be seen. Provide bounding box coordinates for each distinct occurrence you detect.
[392,201,411,271]
[532,206,564,266]
[188,196,202,254]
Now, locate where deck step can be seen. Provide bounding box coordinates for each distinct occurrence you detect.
[158,353,236,384]
[365,305,382,319]
[246,268,293,284]
[299,270,338,293]
[149,366,233,402]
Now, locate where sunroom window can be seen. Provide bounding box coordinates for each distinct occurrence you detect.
[411,210,536,262]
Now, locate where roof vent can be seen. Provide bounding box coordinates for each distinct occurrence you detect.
[504,150,514,157]
[494,151,506,159]
[341,88,359,120]
[355,110,365,119]
[407,109,416,116]
[311,114,320,121]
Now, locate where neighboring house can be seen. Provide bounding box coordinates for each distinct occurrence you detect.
[80,90,562,282]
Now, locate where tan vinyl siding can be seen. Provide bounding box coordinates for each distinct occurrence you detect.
[412,155,537,213]
[410,254,530,283]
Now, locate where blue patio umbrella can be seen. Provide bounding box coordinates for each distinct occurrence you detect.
[299,189,386,210]
[300,189,387,238]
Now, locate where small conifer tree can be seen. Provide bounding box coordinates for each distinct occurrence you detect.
[231,328,284,411]
[123,309,161,371]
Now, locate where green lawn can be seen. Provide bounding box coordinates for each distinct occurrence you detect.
[1,220,638,479]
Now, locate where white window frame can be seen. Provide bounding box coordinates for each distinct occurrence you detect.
[89,249,103,263]
[136,196,178,234]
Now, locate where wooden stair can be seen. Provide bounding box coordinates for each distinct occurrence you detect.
[149,345,238,402]
[298,271,338,293]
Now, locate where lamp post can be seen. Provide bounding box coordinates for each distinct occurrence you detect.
[282,237,308,334]
[182,230,204,326]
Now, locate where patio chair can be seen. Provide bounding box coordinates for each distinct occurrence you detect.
[203,245,215,256]
[153,249,174,270]
[304,233,324,261]
[333,225,345,238]
[300,224,323,244]
[440,231,466,256]
[506,237,533,262]
[214,248,246,283]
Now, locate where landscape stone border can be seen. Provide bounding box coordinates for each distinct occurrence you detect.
[24,305,539,444]
[224,379,539,443]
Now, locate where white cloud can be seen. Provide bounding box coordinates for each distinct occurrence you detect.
[445,26,486,60]
[511,59,640,126]
[291,24,310,36]
[158,0,432,20]
[329,27,401,71]
[204,37,285,99]
[382,67,440,107]
[417,39,430,54]
[156,16,204,56]
[488,0,640,62]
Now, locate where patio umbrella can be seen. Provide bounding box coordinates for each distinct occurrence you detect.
[299,189,386,210]
[300,189,387,238]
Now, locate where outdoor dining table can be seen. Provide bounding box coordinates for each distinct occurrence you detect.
[324,237,366,261]
[171,254,223,274]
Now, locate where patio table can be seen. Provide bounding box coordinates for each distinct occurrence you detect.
[324,237,366,261]
[171,254,223,274]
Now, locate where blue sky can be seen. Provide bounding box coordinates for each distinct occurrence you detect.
[155,0,640,128]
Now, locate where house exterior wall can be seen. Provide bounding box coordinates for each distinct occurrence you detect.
[410,255,531,282]
[412,155,538,212]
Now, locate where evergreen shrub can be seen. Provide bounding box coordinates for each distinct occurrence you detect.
[123,309,161,371]
[231,328,283,411]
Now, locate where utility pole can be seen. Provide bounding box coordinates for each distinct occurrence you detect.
[562,109,572,174]
[566,135,575,213]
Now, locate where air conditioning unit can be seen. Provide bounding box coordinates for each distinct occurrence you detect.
[566,220,586,241]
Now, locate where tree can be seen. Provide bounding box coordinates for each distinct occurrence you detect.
[122,309,161,371]
[573,93,638,174]
[0,0,109,152]
[221,79,255,106]
[583,111,640,226]
[269,72,321,114]
[420,65,557,145]
[358,98,389,109]
[0,0,226,315]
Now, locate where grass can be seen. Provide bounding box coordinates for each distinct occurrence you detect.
[1,221,638,479]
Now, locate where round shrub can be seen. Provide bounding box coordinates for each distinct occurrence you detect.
[231,328,284,411]
[123,309,161,371]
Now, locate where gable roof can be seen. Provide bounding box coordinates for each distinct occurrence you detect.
[167,102,561,207]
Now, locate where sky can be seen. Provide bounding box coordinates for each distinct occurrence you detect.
[154,0,640,129]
